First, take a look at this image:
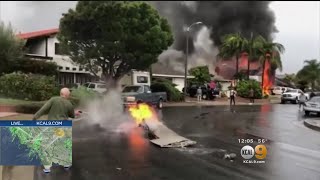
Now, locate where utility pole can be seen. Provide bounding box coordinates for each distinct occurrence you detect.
[184,22,203,101]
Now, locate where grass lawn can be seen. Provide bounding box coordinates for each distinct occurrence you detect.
[0,114,47,120]
[0,98,45,106]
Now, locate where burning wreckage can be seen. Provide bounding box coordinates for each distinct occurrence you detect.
[128,103,196,148]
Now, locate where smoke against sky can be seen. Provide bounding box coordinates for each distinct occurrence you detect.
[1,1,77,32]
[0,1,319,74]
[151,1,277,53]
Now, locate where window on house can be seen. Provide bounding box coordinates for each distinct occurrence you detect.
[58,66,63,70]
[85,68,89,71]
[72,68,76,71]
[55,43,63,55]
[66,67,70,70]
[79,68,83,71]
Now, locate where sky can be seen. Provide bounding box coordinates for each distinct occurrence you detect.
[0,1,319,74]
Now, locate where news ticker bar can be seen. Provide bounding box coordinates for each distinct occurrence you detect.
[0,120,72,127]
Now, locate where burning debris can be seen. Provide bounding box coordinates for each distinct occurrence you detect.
[127,103,196,148]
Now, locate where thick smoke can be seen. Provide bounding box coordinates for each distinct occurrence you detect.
[152,1,276,52]
[151,1,277,74]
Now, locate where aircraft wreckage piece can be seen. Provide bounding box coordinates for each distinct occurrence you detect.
[140,120,196,148]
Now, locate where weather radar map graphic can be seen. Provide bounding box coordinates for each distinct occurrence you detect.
[0,120,72,166]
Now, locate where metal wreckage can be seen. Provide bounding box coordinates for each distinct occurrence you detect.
[128,103,196,148]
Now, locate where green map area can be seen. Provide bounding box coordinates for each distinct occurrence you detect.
[8,127,72,166]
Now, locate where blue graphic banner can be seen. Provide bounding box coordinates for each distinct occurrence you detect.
[0,120,72,127]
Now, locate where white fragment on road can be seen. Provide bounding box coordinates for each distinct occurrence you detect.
[116,168,122,171]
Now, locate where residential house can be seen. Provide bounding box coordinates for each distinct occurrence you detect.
[17,28,96,85]
[151,62,194,92]
[17,28,194,90]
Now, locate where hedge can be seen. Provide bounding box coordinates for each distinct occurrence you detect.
[236,79,262,99]
[0,73,59,101]
[15,102,45,114]
[7,58,58,76]
[151,78,184,102]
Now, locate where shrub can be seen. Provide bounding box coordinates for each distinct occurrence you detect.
[0,73,59,101]
[151,78,183,102]
[8,58,58,76]
[236,79,262,99]
[15,102,45,114]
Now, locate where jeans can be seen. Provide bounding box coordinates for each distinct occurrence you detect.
[230,96,235,105]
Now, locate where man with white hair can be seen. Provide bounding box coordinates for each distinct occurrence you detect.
[33,87,80,173]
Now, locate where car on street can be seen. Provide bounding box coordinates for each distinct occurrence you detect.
[305,91,320,98]
[122,85,167,109]
[82,82,107,94]
[271,86,292,95]
[304,96,320,116]
[281,89,309,104]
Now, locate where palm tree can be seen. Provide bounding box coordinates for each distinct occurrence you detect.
[296,59,320,90]
[244,35,267,80]
[258,41,285,93]
[218,33,246,77]
[283,73,296,87]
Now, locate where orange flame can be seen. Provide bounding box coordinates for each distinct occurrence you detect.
[128,103,158,125]
[262,58,272,96]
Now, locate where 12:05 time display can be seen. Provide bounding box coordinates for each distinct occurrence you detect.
[238,139,254,144]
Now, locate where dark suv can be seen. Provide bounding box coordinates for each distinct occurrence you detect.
[183,84,220,100]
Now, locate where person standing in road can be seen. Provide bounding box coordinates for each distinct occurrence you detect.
[298,92,307,110]
[230,87,236,106]
[33,87,81,173]
[249,88,255,103]
[197,86,202,102]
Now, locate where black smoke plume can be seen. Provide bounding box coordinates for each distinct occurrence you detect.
[149,1,277,53]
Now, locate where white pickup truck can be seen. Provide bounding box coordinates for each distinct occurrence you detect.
[281,89,309,104]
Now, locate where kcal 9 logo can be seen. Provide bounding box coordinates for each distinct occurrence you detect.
[241,145,267,159]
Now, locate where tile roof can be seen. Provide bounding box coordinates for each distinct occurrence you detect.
[17,28,59,39]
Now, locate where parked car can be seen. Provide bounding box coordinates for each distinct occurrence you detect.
[122,85,167,109]
[83,82,107,94]
[281,89,309,104]
[304,96,320,116]
[305,91,320,98]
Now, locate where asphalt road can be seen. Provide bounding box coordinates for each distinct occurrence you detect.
[34,104,320,180]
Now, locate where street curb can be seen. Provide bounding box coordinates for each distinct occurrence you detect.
[163,101,278,107]
[304,119,320,132]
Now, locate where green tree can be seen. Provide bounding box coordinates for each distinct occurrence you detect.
[218,33,266,80]
[188,66,213,85]
[0,22,25,75]
[58,1,173,86]
[296,59,320,90]
[218,33,246,75]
